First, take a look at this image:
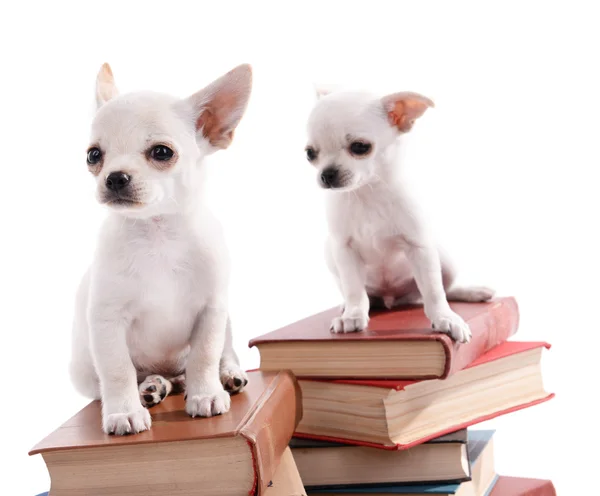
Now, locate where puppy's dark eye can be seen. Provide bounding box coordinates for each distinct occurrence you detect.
[306,147,318,162]
[150,145,175,161]
[87,147,102,165]
[349,141,372,156]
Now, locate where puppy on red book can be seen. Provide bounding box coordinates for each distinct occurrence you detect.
[303,86,494,340]
[250,298,520,380]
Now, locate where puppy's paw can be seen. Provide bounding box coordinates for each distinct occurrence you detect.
[431,312,472,343]
[220,365,248,394]
[186,387,231,418]
[139,374,170,408]
[331,307,369,333]
[103,407,151,435]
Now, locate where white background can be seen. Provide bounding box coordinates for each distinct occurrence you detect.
[1,1,598,494]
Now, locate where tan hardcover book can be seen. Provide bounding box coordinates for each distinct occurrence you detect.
[265,447,307,496]
[29,370,301,496]
[295,342,553,448]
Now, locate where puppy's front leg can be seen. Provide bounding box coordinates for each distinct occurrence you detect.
[220,318,248,394]
[89,312,151,435]
[331,240,369,333]
[186,306,231,417]
[405,243,471,343]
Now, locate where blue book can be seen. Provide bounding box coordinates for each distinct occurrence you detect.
[306,430,497,495]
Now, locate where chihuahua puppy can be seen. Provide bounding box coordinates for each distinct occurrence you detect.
[69,63,251,435]
[305,89,494,342]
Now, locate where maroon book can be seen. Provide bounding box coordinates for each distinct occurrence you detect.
[490,476,556,495]
[249,297,519,380]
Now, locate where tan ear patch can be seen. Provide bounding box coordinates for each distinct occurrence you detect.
[196,106,235,149]
[185,64,252,150]
[384,92,434,133]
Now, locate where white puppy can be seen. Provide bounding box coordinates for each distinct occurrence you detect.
[69,63,251,435]
[305,89,494,342]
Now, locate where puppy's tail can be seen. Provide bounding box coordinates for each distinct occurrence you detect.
[446,286,495,302]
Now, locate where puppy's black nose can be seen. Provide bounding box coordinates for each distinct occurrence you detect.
[320,167,339,188]
[105,172,131,192]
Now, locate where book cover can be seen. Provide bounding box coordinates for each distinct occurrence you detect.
[305,431,496,494]
[250,298,519,380]
[290,430,467,449]
[295,342,553,449]
[489,476,556,495]
[30,370,302,496]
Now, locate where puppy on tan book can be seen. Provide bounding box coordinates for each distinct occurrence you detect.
[69,63,253,436]
[30,371,301,496]
[304,87,494,339]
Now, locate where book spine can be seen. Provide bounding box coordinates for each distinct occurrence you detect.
[239,371,303,495]
[445,297,520,378]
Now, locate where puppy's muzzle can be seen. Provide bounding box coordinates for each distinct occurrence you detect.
[106,172,131,192]
[320,166,340,188]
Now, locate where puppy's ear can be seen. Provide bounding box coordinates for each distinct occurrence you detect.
[314,83,338,100]
[183,64,252,150]
[96,63,119,109]
[381,92,434,133]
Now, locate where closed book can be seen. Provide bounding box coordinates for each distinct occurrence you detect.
[306,429,497,495]
[489,476,556,495]
[249,298,519,380]
[295,342,553,448]
[29,370,301,496]
[292,429,471,489]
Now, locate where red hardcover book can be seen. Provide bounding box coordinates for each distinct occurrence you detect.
[490,476,556,495]
[249,298,519,380]
[294,342,553,449]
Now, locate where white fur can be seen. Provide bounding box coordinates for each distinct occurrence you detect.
[70,64,251,435]
[306,90,494,341]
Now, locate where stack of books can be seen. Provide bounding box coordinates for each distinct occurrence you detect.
[250,298,556,495]
[30,298,556,495]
